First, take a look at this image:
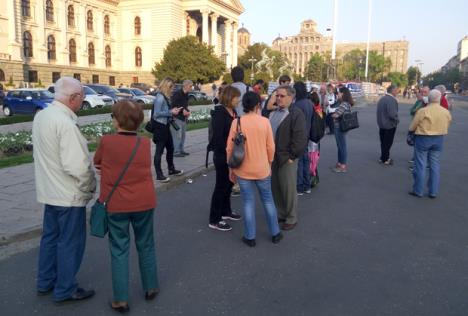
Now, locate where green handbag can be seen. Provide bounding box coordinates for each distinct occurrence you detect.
[90,137,141,238]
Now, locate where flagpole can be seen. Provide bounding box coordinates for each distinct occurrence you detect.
[365,0,372,81]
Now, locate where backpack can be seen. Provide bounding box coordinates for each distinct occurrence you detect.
[309,109,325,143]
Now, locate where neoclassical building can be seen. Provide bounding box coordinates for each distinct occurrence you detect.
[0,0,244,87]
[272,20,409,76]
[237,24,250,57]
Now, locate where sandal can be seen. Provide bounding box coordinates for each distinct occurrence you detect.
[110,301,130,313]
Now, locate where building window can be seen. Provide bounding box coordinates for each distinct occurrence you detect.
[134,16,141,35]
[21,0,30,17]
[47,35,56,60]
[73,73,81,81]
[104,15,110,35]
[0,69,5,82]
[28,70,38,83]
[109,76,115,86]
[68,5,75,27]
[105,45,111,67]
[88,42,95,65]
[135,47,142,67]
[132,76,139,83]
[23,31,33,58]
[52,72,60,83]
[46,0,54,22]
[87,10,93,31]
[69,39,77,63]
[92,75,99,84]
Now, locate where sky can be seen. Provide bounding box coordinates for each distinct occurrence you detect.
[239,0,468,75]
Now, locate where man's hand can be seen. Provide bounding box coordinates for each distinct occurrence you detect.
[183,109,190,117]
[287,159,294,164]
[171,107,183,115]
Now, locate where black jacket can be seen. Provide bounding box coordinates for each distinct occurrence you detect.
[274,107,307,166]
[211,105,235,160]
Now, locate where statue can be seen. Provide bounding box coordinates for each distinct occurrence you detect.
[278,60,294,79]
[255,48,275,79]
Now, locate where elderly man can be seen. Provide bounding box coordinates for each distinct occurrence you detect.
[408,89,452,198]
[33,77,96,303]
[171,79,193,157]
[434,84,450,110]
[270,85,307,230]
[410,86,430,117]
[377,85,400,165]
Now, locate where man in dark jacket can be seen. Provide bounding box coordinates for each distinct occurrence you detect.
[270,85,307,230]
[171,79,192,157]
[377,85,400,165]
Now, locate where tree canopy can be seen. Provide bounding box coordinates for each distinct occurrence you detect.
[423,68,461,91]
[304,53,328,82]
[406,66,422,86]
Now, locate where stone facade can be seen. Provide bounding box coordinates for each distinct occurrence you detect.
[272,20,409,76]
[0,0,244,88]
[237,25,250,57]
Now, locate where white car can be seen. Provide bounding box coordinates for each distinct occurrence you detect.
[47,85,114,109]
[118,88,155,105]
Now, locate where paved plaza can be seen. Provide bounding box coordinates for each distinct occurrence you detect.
[0,99,468,315]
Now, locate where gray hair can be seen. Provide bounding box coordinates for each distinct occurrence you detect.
[183,79,193,87]
[277,85,296,97]
[387,85,397,93]
[54,77,82,100]
[428,89,442,103]
[434,84,446,94]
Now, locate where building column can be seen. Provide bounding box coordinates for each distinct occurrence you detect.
[224,20,232,69]
[79,5,88,66]
[182,12,189,36]
[36,0,47,63]
[58,1,68,65]
[210,13,219,53]
[7,0,20,60]
[232,21,238,67]
[201,9,210,44]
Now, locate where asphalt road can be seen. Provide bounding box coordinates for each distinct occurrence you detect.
[0,101,467,316]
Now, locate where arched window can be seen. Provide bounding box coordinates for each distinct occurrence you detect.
[47,35,56,60]
[134,16,141,35]
[46,0,54,22]
[23,31,33,57]
[104,15,110,35]
[69,39,77,63]
[88,42,95,65]
[87,10,93,31]
[0,69,5,82]
[135,47,142,67]
[21,0,30,17]
[105,45,111,67]
[68,5,75,27]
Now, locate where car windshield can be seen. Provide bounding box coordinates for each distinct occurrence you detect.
[31,90,54,99]
[84,86,97,95]
[131,89,146,96]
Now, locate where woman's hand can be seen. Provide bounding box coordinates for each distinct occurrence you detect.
[229,168,237,184]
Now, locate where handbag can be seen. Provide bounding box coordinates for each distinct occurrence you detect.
[145,98,156,133]
[227,117,246,168]
[406,131,415,146]
[339,111,359,132]
[90,136,141,238]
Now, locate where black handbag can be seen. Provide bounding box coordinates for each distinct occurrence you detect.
[145,100,156,133]
[339,111,359,132]
[406,131,415,146]
[227,118,246,169]
[90,137,141,238]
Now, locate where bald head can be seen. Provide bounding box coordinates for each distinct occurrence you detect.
[428,89,442,104]
[54,77,84,112]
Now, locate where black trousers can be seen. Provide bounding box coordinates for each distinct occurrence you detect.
[379,127,397,162]
[326,113,335,134]
[209,155,233,224]
[153,122,175,177]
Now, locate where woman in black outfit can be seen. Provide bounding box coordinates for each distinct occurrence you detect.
[208,86,243,231]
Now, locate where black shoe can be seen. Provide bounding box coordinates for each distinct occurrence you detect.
[208,221,232,231]
[242,237,256,247]
[54,288,95,304]
[174,153,185,158]
[428,194,437,199]
[110,301,130,313]
[272,233,283,244]
[157,175,170,183]
[222,212,242,221]
[168,169,184,176]
[408,191,422,198]
[278,218,286,223]
[37,287,54,296]
[145,288,160,301]
[181,151,190,156]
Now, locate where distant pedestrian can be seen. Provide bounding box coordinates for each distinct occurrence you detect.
[211,83,217,97]
[434,85,450,110]
[377,85,400,165]
[94,101,160,312]
[230,66,251,117]
[32,77,96,303]
[325,83,337,134]
[318,84,329,112]
[331,87,354,173]
[408,89,452,198]
[292,81,313,195]
[270,85,307,231]
[252,79,265,95]
[171,79,193,157]
[208,86,243,231]
[152,77,184,182]
[227,92,282,247]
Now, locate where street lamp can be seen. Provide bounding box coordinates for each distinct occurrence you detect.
[248,56,257,83]
[364,0,372,82]
[415,59,424,85]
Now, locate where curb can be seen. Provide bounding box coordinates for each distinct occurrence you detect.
[0,164,214,247]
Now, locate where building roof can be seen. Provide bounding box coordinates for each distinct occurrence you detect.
[238,23,250,34]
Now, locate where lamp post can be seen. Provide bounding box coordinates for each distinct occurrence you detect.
[415,59,424,85]
[248,56,257,83]
[364,0,372,82]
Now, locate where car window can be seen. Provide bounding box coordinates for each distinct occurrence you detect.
[118,89,131,94]
[20,91,32,99]
[9,91,21,98]
[48,86,55,93]
[131,89,145,96]
[88,85,105,94]
[39,90,54,99]
[84,86,97,95]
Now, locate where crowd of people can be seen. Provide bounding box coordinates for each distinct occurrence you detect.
[30,70,453,311]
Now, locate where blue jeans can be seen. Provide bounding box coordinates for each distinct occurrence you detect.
[334,122,347,164]
[412,135,444,196]
[237,176,281,240]
[37,205,86,301]
[297,151,311,192]
[171,118,187,154]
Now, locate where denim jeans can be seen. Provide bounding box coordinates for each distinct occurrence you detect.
[37,205,86,301]
[238,176,280,240]
[412,135,444,196]
[297,151,311,193]
[334,122,347,164]
[171,118,187,154]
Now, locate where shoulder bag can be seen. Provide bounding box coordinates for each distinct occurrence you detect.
[227,118,246,169]
[90,136,141,238]
[339,108,359,132]
[145,95,156,133]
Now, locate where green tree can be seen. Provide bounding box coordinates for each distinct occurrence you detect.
[385,72,408,87]
[339,49,366,81]
[304,53,327,82]
[367,51,392,83]
[152,36,225,83]
[423,68,460,91]
[406,66,422,86]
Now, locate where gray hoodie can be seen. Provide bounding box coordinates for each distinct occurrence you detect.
[377,94,399,129]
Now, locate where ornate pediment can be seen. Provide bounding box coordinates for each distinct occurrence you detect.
[211,0,245,14]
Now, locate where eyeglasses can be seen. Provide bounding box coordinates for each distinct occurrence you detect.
[276,94,288,98]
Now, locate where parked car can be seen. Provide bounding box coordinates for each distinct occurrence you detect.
[130,82,155,94]
[344,82,364,98]
[117,88,155,105]
[172,84,211,102]
[47,85,114,109]
[3,89,54,116]
[85,84,132,103]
